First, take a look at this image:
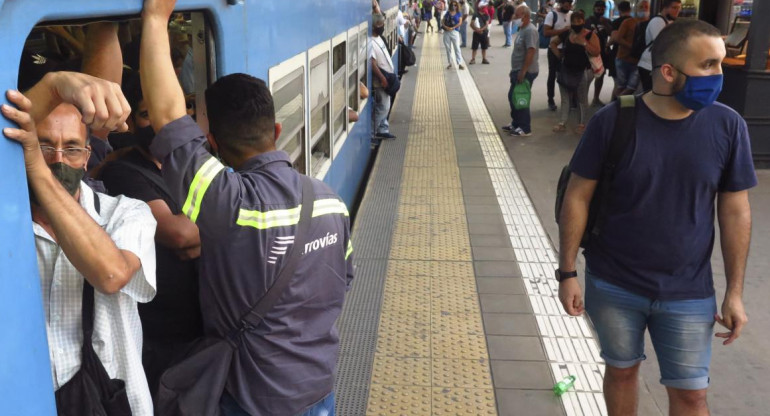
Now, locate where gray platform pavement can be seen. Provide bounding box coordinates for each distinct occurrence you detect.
[462,22,770,416]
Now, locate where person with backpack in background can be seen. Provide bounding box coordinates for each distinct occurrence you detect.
[606,1,633,100]
[550,11,600,134]
[469,5,492,64]
[543,0,573,111]
[586,1,613,106]
[423,0,435,32]
[612,0,649,98]
[636,0,681,91]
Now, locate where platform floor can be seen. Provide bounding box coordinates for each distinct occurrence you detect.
[335,22,770,416]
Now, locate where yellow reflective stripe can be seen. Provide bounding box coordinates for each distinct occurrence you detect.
[311,199,350,217]
[236,199,349,230]
[345,240,353,260]
[182,157,225,223]
[236,206,302,230]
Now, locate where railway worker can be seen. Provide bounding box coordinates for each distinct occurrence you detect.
[2,71,157,414]
[370,13,398,140]
[139,1,354,415]
[558,20,756,416]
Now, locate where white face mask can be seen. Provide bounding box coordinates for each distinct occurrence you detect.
[513,18,523,26]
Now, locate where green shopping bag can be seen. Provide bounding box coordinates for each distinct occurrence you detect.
[512,80,531,110]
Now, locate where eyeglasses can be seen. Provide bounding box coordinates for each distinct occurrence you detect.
[40,146,90,162]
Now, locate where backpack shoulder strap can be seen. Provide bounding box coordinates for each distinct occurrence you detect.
[605,95,636,171]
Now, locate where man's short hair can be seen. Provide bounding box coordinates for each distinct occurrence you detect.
[593,1,605,8]
[651,19,722,68]
[661,0,682,8]
[205,73,276,152]
[617,1,631,12]
[571,10,585,22]
[516,4,531,15]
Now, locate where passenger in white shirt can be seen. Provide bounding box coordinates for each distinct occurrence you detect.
[637,0,681,91]
[369,13,397,140]
[3,69,157,414]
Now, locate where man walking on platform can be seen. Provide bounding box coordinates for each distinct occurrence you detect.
[139,1,354,415]
[558,19,755,416]
[502,4,538,136]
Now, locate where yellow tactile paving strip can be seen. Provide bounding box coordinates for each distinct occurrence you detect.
[365,33,497,416]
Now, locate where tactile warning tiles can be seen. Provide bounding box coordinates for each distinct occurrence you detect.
[431,388,497,415]
[366,32,496,415]
[367,385,432,416]
[432,359,493,388]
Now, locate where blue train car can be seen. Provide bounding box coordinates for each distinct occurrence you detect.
[0,0,402,413]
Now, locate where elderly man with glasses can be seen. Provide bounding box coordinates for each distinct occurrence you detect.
[2,69,157,415]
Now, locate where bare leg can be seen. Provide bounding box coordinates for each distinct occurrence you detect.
[667,387,709,416]
[604,363,641,416]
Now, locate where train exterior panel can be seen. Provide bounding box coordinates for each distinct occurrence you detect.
[0,0,404,413]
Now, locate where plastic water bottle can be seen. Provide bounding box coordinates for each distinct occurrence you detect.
[553,375,577,396]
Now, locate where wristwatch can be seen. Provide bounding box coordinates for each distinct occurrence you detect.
[555,268,578,282]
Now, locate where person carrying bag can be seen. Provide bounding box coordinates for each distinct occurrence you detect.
[55,195,132,416]
[156,176,316,416]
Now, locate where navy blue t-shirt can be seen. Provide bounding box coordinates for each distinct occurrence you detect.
[570,98,757,300]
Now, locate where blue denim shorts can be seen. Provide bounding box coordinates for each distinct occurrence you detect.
[584,270,716,390]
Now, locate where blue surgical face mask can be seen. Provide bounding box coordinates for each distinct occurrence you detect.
[672,67,723,111]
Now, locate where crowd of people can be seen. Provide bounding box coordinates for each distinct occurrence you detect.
[5,0,353,415]
[2,0,756,415]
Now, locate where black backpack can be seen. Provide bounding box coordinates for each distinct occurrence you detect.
[629,16,665,60]
[554,95,637,247]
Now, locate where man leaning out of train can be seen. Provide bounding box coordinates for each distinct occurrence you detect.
[2,73,157,414]
[139,0,354,415]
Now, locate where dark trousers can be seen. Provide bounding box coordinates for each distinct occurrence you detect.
[508,70,539,133]
[638,67,652,92]
[547,48,561,103]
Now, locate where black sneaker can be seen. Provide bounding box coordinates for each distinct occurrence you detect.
[501,124,514,132]
[548,102,557,111]
[375,132,397,140]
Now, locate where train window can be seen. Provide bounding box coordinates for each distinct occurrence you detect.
[19,12,215,144]
[331,36,347,142]
[269,52,307,174]
[347,29,359,114]
[308,43,331,178]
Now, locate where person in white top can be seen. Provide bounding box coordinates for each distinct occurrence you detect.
[3,69,157,414]
[543,0,573,111]
[637,0,681,91]
[370,13,397,139]
[459,0,471,47]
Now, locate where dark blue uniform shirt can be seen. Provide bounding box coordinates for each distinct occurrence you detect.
[570,100,756,300]
[151,116,354,415]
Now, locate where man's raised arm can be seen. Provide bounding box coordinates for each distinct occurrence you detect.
[140,0,187,132]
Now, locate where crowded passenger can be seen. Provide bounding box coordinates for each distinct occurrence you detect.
[469,4,492,65]
[543,0,573,112]
[459,0,471,48]
[637,0,682,91]
[138,1,354,414]
[501,0,516,48]
[611,0,649,98]
[550,11,600,134]
[559,19,755,416]
[370,13,398,140]
[442,0,466,70]
[606,0,634,100]
[97,69,203,400]
[585,0,612,107]
[3,71,156,415]
[503,4,538,137]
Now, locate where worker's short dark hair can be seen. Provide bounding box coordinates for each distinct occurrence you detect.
[661,0,682,8]
[205,73,276,152]
[617,1,631,13]
[651,19,722,68]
